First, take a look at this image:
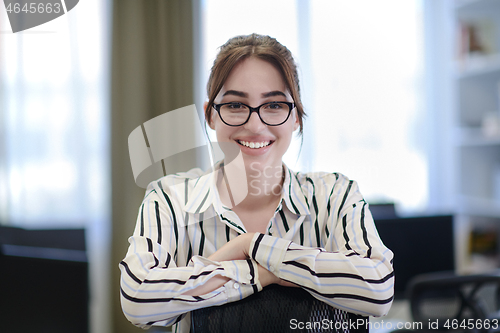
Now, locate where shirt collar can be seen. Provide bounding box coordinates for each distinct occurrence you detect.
[184,161,225,215]
[184,162,311,216]
[280,164,311,216]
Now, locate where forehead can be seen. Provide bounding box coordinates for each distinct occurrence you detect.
[221,57,288,93]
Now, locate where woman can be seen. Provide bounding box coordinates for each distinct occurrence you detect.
[120,34,394,332]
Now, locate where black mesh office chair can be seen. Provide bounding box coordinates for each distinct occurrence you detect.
[402,271,500,333]
[191,284,368,333]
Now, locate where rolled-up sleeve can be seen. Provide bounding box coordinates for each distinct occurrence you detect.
[249,177,394,317]
[119,185,262,329]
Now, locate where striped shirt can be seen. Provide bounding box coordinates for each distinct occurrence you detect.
[119,163,394,332]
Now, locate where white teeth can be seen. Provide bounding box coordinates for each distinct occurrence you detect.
[238,140,271,149]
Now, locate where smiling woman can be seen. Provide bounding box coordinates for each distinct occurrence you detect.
[207,56,299,233]
[202,0,428,213]
[119,34,394,333]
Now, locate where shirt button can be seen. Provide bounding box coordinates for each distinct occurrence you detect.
[233,283,240,289]
[269,266,275,272]
[246,274,253,280]
[269,228,274,234]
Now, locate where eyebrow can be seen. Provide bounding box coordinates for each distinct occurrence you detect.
[223,90,248,98]
[222,90,287,98]
[262,91,287,98]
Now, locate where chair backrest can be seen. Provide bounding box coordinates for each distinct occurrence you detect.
[191,284,368,333]
[375,215,455,299]
[407,271,500,332]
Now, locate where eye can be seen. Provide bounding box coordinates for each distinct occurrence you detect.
[226,102,244,109]
[263,102,286,110]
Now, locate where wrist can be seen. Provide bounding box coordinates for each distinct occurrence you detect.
[242,232,256,258]
[257,264,279,287]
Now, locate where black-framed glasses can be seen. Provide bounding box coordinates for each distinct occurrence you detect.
[213,101,295,126]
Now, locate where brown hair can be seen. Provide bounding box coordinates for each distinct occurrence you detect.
[205,33,306,135]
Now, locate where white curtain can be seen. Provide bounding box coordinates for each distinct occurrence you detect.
[0,1,111,332]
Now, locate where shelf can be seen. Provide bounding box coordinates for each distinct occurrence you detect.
[454,53,500,79]
[455,0,500,13]
[452,0,500,276]
[460,254,499,274]
[457,195,500,218]
[455,127,500,146]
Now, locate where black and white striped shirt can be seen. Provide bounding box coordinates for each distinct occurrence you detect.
[119,163,394,332]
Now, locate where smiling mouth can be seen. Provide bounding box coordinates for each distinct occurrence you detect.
[236,140,273,149]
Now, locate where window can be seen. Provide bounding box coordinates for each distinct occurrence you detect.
[0,2,111,332]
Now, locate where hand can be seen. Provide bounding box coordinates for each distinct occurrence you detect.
[208,233,254,262]
[208,233,301,289]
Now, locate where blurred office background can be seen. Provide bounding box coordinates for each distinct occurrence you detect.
[1,0,500,332]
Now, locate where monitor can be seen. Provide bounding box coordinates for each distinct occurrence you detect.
[374,215,455,300]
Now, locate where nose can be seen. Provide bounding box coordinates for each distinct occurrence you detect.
[243,110,266,132]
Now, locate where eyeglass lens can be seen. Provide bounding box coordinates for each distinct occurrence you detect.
[219,102,290,126]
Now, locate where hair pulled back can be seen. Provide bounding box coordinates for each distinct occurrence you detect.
[205,33,306,135]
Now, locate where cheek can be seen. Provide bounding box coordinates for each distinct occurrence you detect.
[214,123,235,142]
[275,126,294,146]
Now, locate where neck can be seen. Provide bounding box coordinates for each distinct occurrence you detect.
[217,160,284,210]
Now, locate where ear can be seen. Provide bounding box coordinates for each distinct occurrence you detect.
[205,101,216,130]
[293,109,300,132]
